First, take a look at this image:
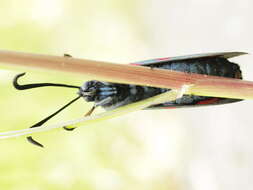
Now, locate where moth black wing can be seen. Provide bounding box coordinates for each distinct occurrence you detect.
[130,52,245,109]
[131,52,247,66]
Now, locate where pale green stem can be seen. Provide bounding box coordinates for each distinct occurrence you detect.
[0,90,180,139]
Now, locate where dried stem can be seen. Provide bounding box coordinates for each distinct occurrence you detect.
[0,50,252,99]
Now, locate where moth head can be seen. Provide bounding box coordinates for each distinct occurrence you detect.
[79,80,104,102]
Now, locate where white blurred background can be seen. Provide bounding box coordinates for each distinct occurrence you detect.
[0,0,252,189]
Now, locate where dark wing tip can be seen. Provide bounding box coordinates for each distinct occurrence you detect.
[221,52,248,59]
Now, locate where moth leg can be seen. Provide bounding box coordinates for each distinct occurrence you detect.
[63,106,95,131]
[64,54,72,57]
[62,127,75,131]
[63,97,113,131]
[176,85,191,99]
[150,65,155,70]
[63,106,96,131]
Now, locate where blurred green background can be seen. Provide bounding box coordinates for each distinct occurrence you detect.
[0,0,252,190]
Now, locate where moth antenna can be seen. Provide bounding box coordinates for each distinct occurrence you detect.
[27,96,81,148]
[13,73,80,90]
[27,136,44,148]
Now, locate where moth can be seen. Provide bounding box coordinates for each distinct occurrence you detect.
[13,52,244,147]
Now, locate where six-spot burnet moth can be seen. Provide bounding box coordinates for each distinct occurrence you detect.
[13,52,245,147]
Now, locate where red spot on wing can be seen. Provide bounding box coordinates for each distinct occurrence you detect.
[157,57,170,61]
[196,98,219,105]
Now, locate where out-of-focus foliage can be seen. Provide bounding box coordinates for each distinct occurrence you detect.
[0,0,252,190]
